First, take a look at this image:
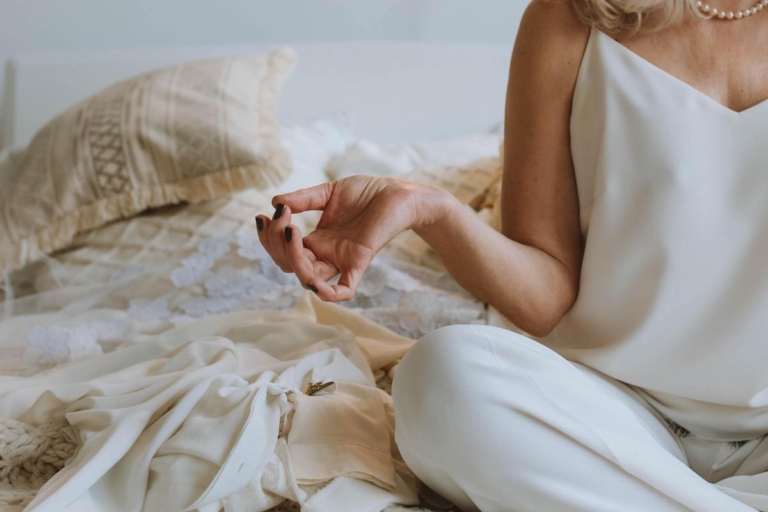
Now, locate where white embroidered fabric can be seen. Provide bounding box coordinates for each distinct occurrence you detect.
[8,234,485,374]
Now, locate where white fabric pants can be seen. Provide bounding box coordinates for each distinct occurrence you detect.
[392,325,768,512]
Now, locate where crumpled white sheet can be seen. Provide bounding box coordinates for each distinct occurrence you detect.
[0,296,419,512]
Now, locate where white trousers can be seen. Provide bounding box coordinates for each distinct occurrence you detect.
[392,325,768,512]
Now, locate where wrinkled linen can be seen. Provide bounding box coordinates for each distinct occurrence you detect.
[0,295,419,511]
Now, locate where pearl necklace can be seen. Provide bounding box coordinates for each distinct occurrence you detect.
[697,0,768,19]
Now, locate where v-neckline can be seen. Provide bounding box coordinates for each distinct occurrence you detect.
[594,28,768,117]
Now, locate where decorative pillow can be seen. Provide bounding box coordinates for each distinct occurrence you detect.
[383,155,502,270]
[0,48,296,274]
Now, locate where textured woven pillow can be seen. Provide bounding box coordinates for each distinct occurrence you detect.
[0,48,295,274]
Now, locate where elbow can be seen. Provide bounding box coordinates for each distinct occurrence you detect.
[513,287,578,339]
[520,323,552,339]
[517,314,561,339]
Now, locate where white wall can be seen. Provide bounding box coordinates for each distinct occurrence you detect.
[0,0,525,54]
[0,0,527,148]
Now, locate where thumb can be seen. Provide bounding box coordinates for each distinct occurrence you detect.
[309,266,364,303]
[272,182,334,213]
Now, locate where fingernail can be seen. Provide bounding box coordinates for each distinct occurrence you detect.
[255,217,264,232]
[285,226,292,243]
[273,203,285,220]
[307,283,318,294]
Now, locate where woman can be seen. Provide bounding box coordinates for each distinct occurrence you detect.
[256,0,768,509]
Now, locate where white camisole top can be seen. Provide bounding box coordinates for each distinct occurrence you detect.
[540,28,768,442]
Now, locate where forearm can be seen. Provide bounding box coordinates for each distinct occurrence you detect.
[412,190,577,337]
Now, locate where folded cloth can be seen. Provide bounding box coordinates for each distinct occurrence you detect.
[0,299,418,511]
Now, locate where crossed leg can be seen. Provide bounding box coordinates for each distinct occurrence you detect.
[392,325,763,512]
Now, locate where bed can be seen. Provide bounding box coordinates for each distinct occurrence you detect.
[0,41,513,512]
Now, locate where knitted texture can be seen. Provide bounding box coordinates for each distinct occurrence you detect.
[0,419,77,511]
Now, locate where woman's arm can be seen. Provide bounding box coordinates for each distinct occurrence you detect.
[257,1,589,337]
[412,2,589,337]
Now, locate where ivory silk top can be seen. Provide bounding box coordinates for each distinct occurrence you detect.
[542,29,768,442]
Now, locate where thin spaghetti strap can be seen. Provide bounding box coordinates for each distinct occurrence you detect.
[570,25,596,114]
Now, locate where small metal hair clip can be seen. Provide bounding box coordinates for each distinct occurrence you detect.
[304,381,336,396]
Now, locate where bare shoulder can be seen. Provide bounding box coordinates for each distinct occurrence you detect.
[511,0,590,98]
[520,0,588,38]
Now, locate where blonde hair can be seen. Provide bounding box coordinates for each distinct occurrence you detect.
[571,0,703,34]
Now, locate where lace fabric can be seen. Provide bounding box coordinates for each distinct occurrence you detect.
[6,233,486,374]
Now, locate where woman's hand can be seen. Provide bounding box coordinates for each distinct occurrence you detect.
[256,175,452,302]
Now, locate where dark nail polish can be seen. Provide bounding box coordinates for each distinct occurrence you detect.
[255,217,264,232]
[273,203,285,220]
[307,283,319,294]
[285,226,292,243]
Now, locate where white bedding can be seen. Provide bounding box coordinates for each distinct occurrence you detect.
[0,226,483,510]
[0,300,419,512]
[0,120,498,511]
[0,228,483,509]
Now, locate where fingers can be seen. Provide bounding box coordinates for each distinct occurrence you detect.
[257,196,368,302]
[255,214,273,254]
[285,225,339,287]
[258,213,366,302]
[272,182,334,213]
[255,204,294,273]
[284,223,313,280]
[267,203,293,272]
[308,267,363,303]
